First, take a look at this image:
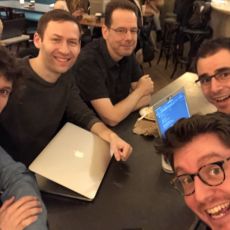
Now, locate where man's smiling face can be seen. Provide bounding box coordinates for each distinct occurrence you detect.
[174,133,230,230]
[102,9,138,61]
[34,20,81,78]
[197,49,230,114]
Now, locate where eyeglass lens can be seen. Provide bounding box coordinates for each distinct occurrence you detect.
[196,68,230,85]
[174,161,225,196]
[110,27,139,34]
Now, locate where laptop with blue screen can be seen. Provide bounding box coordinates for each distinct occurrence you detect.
[153,87,190,138]
[153,87,190,173]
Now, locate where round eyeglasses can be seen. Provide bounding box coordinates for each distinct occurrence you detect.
[171,156,230,196]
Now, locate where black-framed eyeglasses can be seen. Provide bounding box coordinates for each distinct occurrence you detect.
[109,27,139,36]
[195,67,230,86]
[171,156,230,196]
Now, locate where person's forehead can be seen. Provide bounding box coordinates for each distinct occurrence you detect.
[111,9,137,26]
[0,74,12,86]
[45,20,80,36]
[197,49,230,73]
[174,133,230,172]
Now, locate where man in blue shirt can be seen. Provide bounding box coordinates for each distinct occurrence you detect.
[0,46,47,230]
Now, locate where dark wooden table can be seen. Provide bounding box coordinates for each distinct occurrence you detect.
[42,72,216,230]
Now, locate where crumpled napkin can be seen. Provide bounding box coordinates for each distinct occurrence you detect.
[132,119,159,137]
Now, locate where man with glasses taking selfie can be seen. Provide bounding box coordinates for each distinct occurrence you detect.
[74,0,154,127]
[195,37,230,115]
[156,112,230,230]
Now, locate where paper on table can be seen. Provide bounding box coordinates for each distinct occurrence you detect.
[139,106,155,121]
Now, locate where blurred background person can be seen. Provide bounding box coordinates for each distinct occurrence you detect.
[143,0,164,42]
[54,0,69,11]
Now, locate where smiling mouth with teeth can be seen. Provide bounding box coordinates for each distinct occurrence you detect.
[55,57,70,62]
[215,96,230,102]
[206,202,230,219]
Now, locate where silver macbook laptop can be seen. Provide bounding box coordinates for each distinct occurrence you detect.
[29,122,111,201]
[153,87,191,137]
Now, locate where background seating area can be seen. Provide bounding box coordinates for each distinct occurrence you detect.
[0,0,54,53]
[0,0,216,81]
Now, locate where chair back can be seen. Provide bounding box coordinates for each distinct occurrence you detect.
[1,17,26,40]
[139,17,155,63]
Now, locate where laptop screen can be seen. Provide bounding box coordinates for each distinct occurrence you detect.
[153,88,190,138]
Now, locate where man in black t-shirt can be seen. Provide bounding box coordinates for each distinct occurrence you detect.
[75,0,154,127]
[0,9,132,166]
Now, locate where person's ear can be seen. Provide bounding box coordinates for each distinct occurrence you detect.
[102,24,109,40]
[33,32,42,49]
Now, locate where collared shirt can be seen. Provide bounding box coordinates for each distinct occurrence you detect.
[74,38,142,105]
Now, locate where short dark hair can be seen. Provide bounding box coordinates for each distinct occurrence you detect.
[104,0,138,28]
[195,37,230,71]
[0,46,21,84]
[155,112,230,169]
[36,9,81,39]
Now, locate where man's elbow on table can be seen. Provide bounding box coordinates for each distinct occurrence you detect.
[91,100,126,127]
[100,116,121,127]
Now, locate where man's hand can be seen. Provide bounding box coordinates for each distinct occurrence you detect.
[109,132,133,161]
[0,196,42,230]
[91,122,133,161]
[136,74,154,96]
